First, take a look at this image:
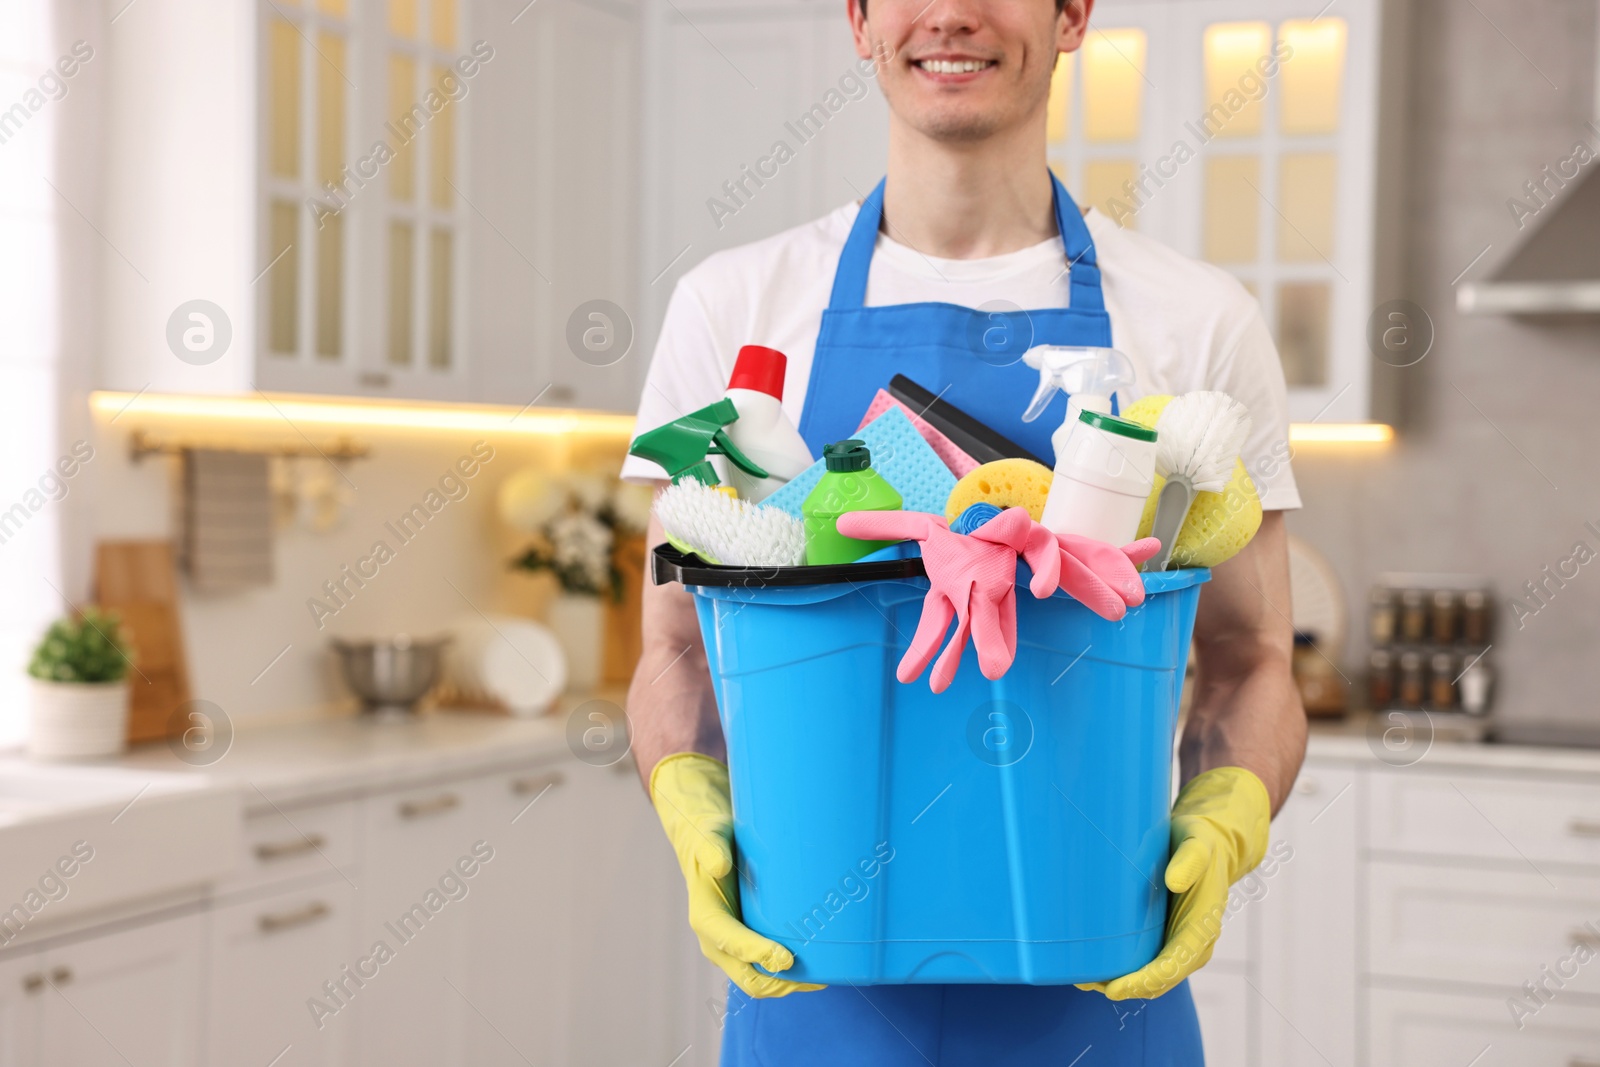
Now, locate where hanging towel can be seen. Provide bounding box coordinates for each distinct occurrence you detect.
[180,449,275,591]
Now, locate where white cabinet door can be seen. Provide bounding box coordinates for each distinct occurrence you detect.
[36,912,204,1067]
[0,948,40,1067]
[466,0,641,413]
[1189,965,1251,1067]
[206,880,358,1067]
[351,784,482,1067]
[1368,986,1600,1067]
[1255,759,1361,1067]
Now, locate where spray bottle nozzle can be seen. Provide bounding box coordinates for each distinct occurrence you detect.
[1019,346,1137,423]
[628,398,771,486]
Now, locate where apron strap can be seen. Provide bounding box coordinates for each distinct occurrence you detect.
[826,174,1105,313]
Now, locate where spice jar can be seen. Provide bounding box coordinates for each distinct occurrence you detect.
[1399,590,1428,644]
[1397,650,1426,708]
[1430,590,1458,645]
[1369,587,1397,646]
[1367,648,1395,709]
[1459,654,1493,715]
[1462,589,1491,646]
[1429,651,1456,710]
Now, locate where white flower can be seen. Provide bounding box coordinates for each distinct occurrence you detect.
[609,481,655,533]
[547,511,614,590]
[498,467,565,532]
[566,471,611,513]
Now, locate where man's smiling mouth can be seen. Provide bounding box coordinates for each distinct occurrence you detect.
[914,58,997,74]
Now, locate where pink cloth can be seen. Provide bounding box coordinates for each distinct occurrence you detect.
[838,509,1163,692]
[856,390,980,478]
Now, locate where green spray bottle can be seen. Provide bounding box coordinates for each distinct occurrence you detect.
[802,440,903,565]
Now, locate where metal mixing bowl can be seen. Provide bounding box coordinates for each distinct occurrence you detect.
[330,635,451,716]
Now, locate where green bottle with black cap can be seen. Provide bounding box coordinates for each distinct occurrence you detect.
[802,440,904,565]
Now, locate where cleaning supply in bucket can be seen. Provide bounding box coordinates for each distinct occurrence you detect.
[888,374,1049,467]
[1123,394,1262,568]
[655,478,807,567]
[801,441,903,565]
[628,398,769,491]
[837,507,1060,691]
[764,406,956,519]
[1142,392,1252,571]
[857,389,979,477]
[944,458,1055,524]
[1018,345,1138,427]
[721,345,815,503]
[950,502,1002,534]
[1039,409,1158,546]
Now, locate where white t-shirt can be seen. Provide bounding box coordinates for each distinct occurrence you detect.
[621,202,1302,511]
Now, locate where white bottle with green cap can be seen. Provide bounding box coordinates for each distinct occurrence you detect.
[1040,409,1159,546]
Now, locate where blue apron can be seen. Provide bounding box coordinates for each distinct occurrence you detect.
[724,175,1204,1067]
[795,174,1115,464]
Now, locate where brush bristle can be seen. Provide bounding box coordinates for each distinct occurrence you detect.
[654,479,806,567]
[1153,392,1252,492]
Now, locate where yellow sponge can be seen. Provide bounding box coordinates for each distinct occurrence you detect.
[1123,395,1261,568]
[944,459,1054,525]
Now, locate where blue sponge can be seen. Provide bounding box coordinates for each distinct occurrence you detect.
[763,406,957,519]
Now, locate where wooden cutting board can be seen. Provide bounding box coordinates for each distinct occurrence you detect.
[94,541,191,744]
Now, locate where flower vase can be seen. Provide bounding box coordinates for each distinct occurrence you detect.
[548,593,603,693]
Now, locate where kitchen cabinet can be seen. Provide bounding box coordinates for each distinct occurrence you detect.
[0,949,40,1067]
[1368,987,1600,1067]
[638,0,888,342]
[35,912,205,1067]
[205,881,359,1067]
[1189,967,1251,1066]
[101,0,644,413]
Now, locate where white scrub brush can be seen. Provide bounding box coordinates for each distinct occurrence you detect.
[654,479,807,568]
[1148,392,1252,571]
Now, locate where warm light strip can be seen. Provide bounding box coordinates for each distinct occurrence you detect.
[1289,422,1394,444]
[89,391,637,436]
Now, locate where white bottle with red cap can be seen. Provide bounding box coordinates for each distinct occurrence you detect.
[721,345,814,503]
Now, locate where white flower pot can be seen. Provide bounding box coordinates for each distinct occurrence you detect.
[547,593,603,693]
[28,679,130,760]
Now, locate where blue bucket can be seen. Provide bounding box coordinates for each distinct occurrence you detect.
[655,545,1209,986]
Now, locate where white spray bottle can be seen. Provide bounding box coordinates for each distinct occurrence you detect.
[721,345,814,503]
[1020,346,1155,544]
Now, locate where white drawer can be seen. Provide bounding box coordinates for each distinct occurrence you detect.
[1370,768,1600,869]
[1369,986,1600,1067]
[221,799,360,895]
[1368,860,1600,993]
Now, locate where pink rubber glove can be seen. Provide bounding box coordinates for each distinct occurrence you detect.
[1039,531,1163,621]
[837,509,1057,693]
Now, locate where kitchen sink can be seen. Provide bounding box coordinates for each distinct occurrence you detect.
[0,761,241,930]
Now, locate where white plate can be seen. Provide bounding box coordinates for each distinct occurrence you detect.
[447,615,567,716]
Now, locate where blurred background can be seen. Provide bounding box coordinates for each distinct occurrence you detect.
[0,0,1597,1063]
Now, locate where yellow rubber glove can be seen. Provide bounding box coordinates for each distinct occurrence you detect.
[650,752,825,999]
[1078,766,1271,1001]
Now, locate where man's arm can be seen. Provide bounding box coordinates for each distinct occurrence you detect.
[1181,509,1307,816]
[628,500,726,792]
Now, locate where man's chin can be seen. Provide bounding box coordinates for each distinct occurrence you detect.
[910,109,1007,143]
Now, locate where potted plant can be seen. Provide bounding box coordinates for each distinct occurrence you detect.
[501,470,651,691]
[27,609,134,760]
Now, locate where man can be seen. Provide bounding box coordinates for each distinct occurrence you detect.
[620,0,1307,1060]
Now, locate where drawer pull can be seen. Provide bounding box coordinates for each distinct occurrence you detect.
[255,833,326,862]
[21,973,43,994]
[258,901,331,933]
[1568,1059,1600,1067]
[510,771,566,796]
[49,966,72,986]
[399,793,460,820]
[1295,778,1320,796]
[1569,928,1600,949]
[1568,818,1600,837]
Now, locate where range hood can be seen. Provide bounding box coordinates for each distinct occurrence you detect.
[1458,122,1600,315]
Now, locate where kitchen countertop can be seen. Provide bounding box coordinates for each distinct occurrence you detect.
[1308,712,1600,777]
[9,690,631,814]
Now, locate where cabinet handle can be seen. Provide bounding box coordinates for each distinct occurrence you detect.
[1567,1059,1600,1067]
[1295,778,1320,796]
[1569,928,1600,949]
[546,384,576,404]
[359,372,391,388]
[510,771,565,796]
[49,966,72,986]
[399,792,460,820]
[21,972,43,994]
[259,901,331,933]
[255,833,327,862]
[1568,818,1600,837]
